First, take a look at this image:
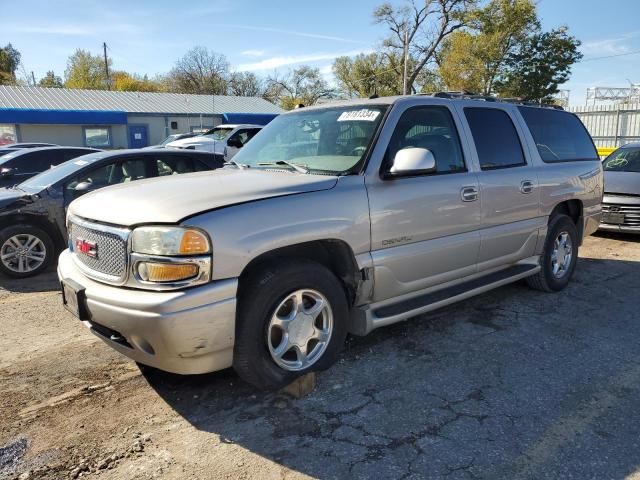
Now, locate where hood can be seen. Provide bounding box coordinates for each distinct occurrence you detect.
[69,169,338,226]
[603,171,640,195]
[0,187,31,211]
[166,135,215,148]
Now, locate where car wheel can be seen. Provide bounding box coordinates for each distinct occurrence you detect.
[526,214,579,292]
[234,259,349,390]
[0,224,54,278]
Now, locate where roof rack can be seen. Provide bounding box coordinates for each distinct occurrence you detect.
[425,91,564,110]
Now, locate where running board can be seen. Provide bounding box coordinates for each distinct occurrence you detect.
[349,264,539,336]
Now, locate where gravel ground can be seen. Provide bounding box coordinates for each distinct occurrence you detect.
[1,233,640,480]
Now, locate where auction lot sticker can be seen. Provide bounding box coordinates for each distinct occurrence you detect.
[338,109,381,122]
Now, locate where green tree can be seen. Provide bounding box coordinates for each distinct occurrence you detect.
[0,43,21,85]
[64,49,110,89]
[373,0,474,93]
[438,0,538,94]
[333,52,403,98]
[265,66,334,110]
[165,47,229,94]
[494,27,582,102]
[111,71,163,92]
[38,70,63,88]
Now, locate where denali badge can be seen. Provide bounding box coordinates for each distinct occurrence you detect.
[75,238,98,258]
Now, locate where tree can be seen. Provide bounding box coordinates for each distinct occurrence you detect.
[265,66,334,110]
[0,43,21,85]
[228,71,264,97]
[438,0,538,94]
[494,27,582,102]
[111,71,163,92]
[166,47,229,94]
[38,70,63,88]
[333,52,403,98]
[373,0,474,93]
[64,49,110,89]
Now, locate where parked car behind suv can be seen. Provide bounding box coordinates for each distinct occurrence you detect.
[0,146,98,188]
[0,149,224,278]
[599,142,640,232]
[58,94,602,390]
[166,124,262,159]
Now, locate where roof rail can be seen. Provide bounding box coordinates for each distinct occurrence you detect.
[426,91,564,110]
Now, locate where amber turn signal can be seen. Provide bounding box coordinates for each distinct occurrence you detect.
[137,262,199,283]
[179,229,210,255]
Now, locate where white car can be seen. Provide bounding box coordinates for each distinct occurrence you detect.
[166,124,262,160]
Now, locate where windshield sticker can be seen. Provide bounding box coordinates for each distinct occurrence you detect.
[74,160,88,166]
[337,109,380,122]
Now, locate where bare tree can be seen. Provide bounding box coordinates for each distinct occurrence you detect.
[166,47,229,94]
[228,71,265,97]
[374,0,474,93]
[265,66,335,110]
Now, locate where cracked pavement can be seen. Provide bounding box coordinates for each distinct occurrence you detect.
[2,232,640,479]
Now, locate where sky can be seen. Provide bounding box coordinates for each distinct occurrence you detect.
[2,0,640,105]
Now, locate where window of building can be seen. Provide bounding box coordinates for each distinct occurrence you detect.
[83,127,112,148]
[517,107,598,163]
[464,108,526,170]
[0,124,17,146]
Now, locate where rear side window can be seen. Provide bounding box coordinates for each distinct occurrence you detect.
[464,108,526,170]
[518,107,598,162]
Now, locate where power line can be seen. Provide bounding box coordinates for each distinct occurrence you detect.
[581,49,640,63]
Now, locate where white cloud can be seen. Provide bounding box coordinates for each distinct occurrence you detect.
[238,49,371,71]
[581,31,640,57]
[241,49,265,57]
[211,24,367,44]
[8,22,136,36]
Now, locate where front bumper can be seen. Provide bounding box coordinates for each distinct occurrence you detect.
[57,249,238,374]
[598,223,640,233]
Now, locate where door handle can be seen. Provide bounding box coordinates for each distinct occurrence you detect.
[520,180,534,194]
[461,186,479,202]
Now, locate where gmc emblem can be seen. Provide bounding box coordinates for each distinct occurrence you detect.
[75,238,98,258]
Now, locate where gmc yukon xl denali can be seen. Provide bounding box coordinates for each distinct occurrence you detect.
[58,94,603,390]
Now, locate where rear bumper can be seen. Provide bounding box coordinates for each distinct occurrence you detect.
[57,249,238,374]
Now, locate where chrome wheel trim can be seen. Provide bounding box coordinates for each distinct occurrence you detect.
[1,234,47,273]
[267,289,333,372]
[550,231,573,279]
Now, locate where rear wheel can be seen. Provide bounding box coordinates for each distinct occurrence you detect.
[0,224,54,278]
[526,214,578,292]
[233,259,348,390]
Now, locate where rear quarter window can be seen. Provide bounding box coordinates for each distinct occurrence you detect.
[518,107,598,163]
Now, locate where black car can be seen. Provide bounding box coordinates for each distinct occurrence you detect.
[0,149,224,277]
[6,142,58,148]
[0,147,99,188]
[0,147,21,158]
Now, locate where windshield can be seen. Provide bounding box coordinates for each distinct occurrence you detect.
[160,135,179,146]
[204,127,234,141]
[603,147,640,173]
[19,153,104,190]
[233,105,388,174]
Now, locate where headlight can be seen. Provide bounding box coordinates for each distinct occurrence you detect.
[131,226,210,256]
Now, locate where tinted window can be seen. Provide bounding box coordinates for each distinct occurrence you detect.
[157,155,197,176]
[518,107,598,162]
[66,158,149,190]
[386,106,466,174]
[465,108,526,170]
[603,146,640,172]
[5,150,60,173]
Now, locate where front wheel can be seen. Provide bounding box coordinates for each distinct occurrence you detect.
[526,214,579,292]
[0,224,54,278]
[233,259,349,390]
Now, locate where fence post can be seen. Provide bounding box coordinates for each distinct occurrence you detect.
[614,106,621,147]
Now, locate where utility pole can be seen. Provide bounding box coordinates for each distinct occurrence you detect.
[31,71,36,86]
[403,29,409,95]
[103,42,111,90]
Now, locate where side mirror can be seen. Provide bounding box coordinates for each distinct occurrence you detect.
[74,181,93,192]
[227,137,243,148]
[388,147,436,177]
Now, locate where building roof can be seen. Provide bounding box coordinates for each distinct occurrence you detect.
[0,86,282,115]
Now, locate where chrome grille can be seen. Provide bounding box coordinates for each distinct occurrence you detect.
[69,217,129,282]
[602,203,640,227]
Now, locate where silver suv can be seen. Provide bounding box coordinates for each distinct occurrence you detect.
[58,94,603,390]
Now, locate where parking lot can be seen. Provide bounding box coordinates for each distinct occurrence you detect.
[0,232,639,480]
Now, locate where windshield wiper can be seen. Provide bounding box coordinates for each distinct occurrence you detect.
[257,160,309,174]
[224,160,249,170]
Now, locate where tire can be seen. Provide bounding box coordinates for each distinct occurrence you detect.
[233,259,349,390]
[526,214,579,292]
[0,224,54,278]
